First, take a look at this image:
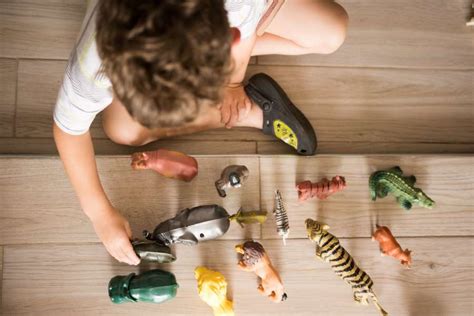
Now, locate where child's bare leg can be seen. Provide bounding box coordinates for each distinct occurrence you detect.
[102,97,263,146]
[253,0,348,56]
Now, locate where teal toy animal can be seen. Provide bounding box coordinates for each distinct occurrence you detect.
[369,166,435,210]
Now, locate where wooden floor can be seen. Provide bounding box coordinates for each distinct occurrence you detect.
[0,0,473,315]
[1,155,473,315]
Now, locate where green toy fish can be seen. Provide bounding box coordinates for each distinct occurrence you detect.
[229,208,268,228]
[369,166,435,210]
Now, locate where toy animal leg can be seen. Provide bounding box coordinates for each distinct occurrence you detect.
[397,198,412,210]
[376,184,389,198]
[237,262,253,272]
[353,292,368,306]
[404,175,416,186]
[257,284,266,294]
[388,166,403,175]
[215,179,227,197]
[315,246,324,261]
[269,291,282,303]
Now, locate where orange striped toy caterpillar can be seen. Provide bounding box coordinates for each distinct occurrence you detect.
[296,176,346,201]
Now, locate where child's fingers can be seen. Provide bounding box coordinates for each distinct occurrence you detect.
[220,103,231,125]
[121,242,140,265]
[244,98,251,116]
[108,246,127,264]
[116,247,134,265]
[125,221,133,238]
[237,100,247,122]
[226,102,239,128]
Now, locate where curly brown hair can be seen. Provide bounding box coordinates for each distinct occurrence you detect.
[96,0,232,128]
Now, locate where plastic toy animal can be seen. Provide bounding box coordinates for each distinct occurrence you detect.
[215,165,249,197]
[274,190,290,245]
[143,205,230,246]
[372,225,412,268]
[132,240,176,263]
[235,241,287,303]
[369,166,435,210]
[131,149,198,182]
[296,176,346,201]
[194,266,234,316]
[305,219,388,316]
[229,208,267,228]
[108,269,178,304]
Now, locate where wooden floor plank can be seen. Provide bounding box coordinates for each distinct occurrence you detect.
[259,0,474,69]
[260,155,474,239]
[257,141,474,155]
[15,60,107,138]
[2,238,473,315]
[14,60,473,150]
[2,138,473,156]
[0,156,261,245]
[246,66,474,144]
[0,138,257,155]
[0,0,86,59]
[0,59,16,137]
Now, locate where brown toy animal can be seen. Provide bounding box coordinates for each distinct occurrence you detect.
[372,225,412,268]
[296,176,346,201]
[235,241,287,303]
[131,149,198,182]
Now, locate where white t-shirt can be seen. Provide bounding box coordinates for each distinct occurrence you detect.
[54,0,269,135]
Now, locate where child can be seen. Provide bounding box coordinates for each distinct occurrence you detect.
[53,0,348,265]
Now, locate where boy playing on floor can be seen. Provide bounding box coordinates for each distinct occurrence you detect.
[54,0,348,265]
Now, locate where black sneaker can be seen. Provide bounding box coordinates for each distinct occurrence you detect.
[245,73,317,155]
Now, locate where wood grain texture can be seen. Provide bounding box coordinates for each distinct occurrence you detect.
[259,0,474,69]
[0,156,260,245]
[2,238,473,315]
[15,60,107,138]
[257,141,474,155]
[246,66,474,144]
[0,246,2,311]
[0,138,257,155]
[0,59,16,137]
[13,60,473,148]
[260,155,474,239]
[0,0,86,59]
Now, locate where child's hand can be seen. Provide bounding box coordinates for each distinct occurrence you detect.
[92,207,140,265]
[219,83,252,128]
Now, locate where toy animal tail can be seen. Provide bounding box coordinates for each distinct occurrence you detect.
[370,290,388,316]
[212,298,234,316]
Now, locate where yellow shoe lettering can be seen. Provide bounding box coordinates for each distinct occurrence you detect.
[274,120,298,149]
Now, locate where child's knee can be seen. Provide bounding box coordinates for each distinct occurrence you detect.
[103,123,152,146]
[300,2,349,54]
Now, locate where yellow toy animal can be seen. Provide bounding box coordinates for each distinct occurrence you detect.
[194,266,234,316]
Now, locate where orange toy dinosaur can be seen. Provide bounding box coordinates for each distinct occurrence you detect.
[131,149,198,182]
[296,176,346,201]
[235,241,287,303]
[372,225,412,268]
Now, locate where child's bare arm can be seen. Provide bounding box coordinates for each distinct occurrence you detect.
[53,122,140,265]
[220,32,257,128]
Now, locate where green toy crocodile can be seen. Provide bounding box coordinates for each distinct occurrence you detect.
[369,166,435,210]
